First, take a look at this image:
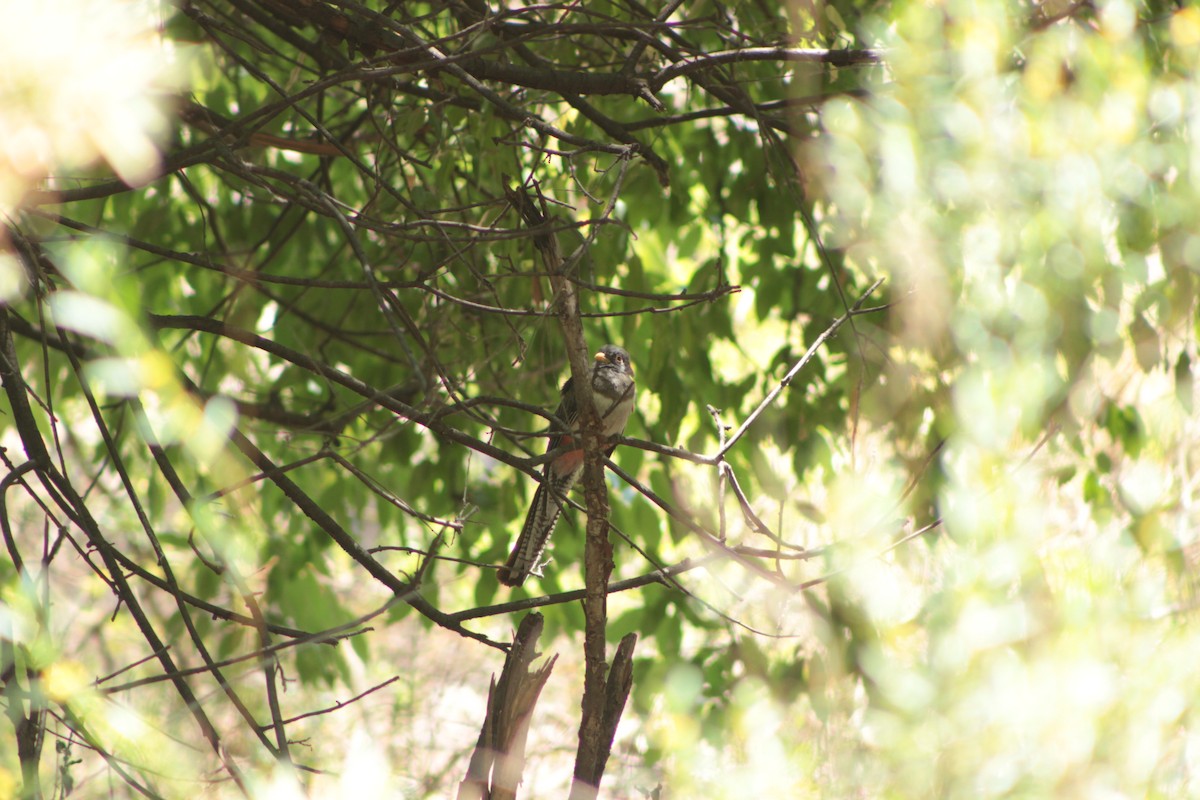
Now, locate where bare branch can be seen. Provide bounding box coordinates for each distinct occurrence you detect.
[651,46,883,88]
[716,277,886,459]
[458,613,556,800]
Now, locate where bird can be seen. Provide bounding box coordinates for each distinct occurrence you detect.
[498,345,636,587]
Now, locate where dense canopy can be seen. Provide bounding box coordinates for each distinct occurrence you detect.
[1,0,1198,797]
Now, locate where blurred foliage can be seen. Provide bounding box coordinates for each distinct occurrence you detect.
[0,0,1198,797]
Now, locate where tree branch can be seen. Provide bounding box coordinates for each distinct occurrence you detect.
[458,613,556,800]
[651,46,882,88]
[505,180,634,797]
[0,309,251,796]
[716,277,885,459]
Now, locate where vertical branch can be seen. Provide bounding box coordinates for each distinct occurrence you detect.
[504,182,637,798]
[1,465,47,800]
[538,210,615,798]
[572,632,637,795]
[458,613,556,800]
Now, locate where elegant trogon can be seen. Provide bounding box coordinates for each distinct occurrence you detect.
[498,345,636,587]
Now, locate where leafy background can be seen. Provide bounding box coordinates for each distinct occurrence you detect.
[1,0,1198,797]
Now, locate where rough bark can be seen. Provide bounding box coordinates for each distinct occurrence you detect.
[458,613,557,800]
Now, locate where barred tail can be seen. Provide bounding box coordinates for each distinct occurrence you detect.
[498,470,578,587]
